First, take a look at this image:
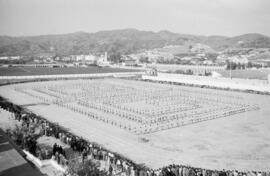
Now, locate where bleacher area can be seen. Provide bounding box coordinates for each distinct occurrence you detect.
[143,72,270,94]
[217,69,270,80]
[0,66,137,76]
[14,78,259,134]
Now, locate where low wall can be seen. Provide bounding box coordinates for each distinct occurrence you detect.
[155,64,226,72]
[142,73,270,93]
[23,150,66,172]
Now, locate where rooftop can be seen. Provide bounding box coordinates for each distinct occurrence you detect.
[0,129,44,176]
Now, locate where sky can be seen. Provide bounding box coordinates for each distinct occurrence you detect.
[0,0,269,37]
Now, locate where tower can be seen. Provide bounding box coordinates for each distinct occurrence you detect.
[104,52,108,62]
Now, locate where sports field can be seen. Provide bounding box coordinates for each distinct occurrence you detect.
[0,79,270,171]
[0,66,137,76]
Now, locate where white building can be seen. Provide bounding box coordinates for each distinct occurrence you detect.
[97,52,110,66]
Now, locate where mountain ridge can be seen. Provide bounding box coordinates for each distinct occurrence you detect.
[0,29,269,56]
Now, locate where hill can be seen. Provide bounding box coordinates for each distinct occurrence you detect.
[0,29,270,56]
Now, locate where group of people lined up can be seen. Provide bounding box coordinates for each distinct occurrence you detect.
[16,79,259,136]
[0,97,269,176]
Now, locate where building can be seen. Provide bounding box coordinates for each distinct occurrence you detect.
[145,66,158,76]
[97,52,110,66]
[84,54,97,64]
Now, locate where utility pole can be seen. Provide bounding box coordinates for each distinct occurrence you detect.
[230,61,232,79]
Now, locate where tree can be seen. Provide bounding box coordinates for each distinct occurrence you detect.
[226,61,237,70]
[247,62,253,68]
[189,45,193,51]
[139,56,150,63]
[108,52,121,63]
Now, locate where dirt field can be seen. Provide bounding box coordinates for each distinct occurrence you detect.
[0,79,270,171]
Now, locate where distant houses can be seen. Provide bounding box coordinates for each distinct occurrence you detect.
[1,44,270,71]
